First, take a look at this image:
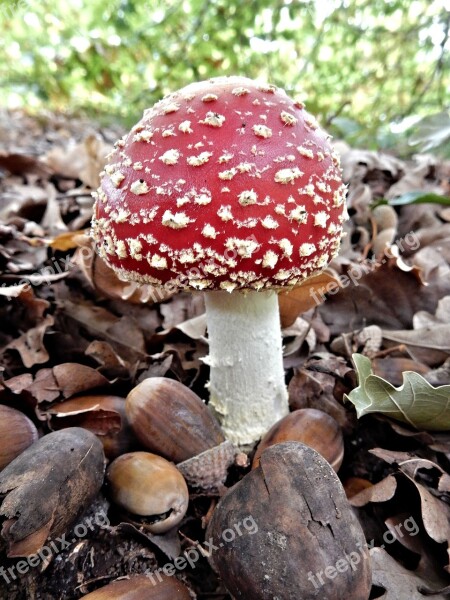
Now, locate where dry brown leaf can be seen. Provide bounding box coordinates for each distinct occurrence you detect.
[288,354,351,430]
[43,135,111,188]
[0,151,51,176]
[371,548,449,599]
[40,184,67,233]
[3,363,109,405]
[2,314,54,368]
[282,316,316,357]
[414,296,450,328]
[58,300,146,360]
[412,481,450,547]
[73,236,172,304]
[48,229,88,251]
[45,395,124,435]
[168,313,208,341]
[159,292,205,330]
[340,149,404,185]
[85,340,130,376]
[320,260,450,334]
[278,269,341,328]
[372,358,430,387]
[349,475,397,507]
[344,477,373,499]
[3,369,59,404]
[53,363,110,399]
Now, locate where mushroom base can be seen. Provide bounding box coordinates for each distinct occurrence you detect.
[204,290,289,446]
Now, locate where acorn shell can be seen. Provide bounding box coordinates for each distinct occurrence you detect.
[106,452,189,534]
[0,405,39,471]
[252,408,344,471]
[206,442,371,600]
[126,377,225,463]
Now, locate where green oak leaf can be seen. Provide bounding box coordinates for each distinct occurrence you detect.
[387,191,450,207]
[344,354,450,431]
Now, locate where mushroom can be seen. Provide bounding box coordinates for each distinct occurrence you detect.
[91,76,347,445]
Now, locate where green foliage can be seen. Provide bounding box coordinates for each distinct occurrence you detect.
[0,0,449,148]
[386,191,450,206]
[345,354,450,431]
[408,112,450,158]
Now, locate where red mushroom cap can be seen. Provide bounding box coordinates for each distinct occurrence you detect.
[91,76,347,292]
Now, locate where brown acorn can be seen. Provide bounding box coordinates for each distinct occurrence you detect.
[252,408,344,471]
[206,442,371,600]
[81,574,192,599]
[0,405,39,471]
[0,428,105,557]
[106,452,189,534]
[126,377,225,463]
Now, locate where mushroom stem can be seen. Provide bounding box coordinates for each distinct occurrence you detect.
[204,290,289,446]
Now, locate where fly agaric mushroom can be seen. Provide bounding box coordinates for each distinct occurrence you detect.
[91,76,347,445]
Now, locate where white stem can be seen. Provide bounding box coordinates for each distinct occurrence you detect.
[204,290,289,446]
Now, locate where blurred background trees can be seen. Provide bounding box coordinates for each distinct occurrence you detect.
[0,0,449,152]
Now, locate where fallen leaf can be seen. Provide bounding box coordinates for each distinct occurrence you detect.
[373,358,430,387]
[43,135,111,188]
[53,363,110,399]
[345,353,450,431]
[319,260,450,334]
[48,229,88,251]
[371,547,449,599]
[73,238,172,304]
[349,475,397,507]
[45,395,123,435]
[0,152,50,176]
[278,269,341,328]
[57,299,147,361]
[1,314,54,368]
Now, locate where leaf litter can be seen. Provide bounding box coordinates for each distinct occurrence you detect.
[0,108,450,598]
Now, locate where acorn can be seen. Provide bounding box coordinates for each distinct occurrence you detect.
[0,428,105,557]
[106,452,189,534]
[0,405,39,471]
[252,408,344,471]
[126,377,225,463]
[81,574,192,599]
[126,378,235,491]
[206,442,371,600]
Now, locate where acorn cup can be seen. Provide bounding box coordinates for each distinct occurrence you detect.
[0,405,39,471]
[177,439,236,491]
[126,378,236,491]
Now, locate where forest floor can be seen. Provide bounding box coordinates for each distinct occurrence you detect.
[0,108,450,599]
